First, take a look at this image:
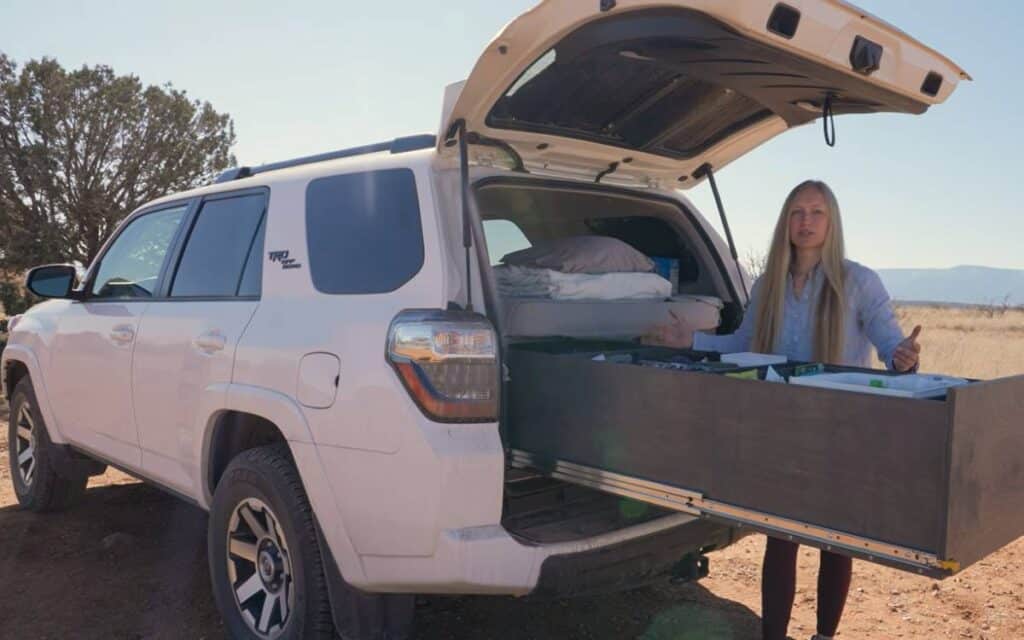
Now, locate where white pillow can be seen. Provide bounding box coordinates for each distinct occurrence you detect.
[500,235,654,274]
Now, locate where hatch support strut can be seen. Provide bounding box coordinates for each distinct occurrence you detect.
[694,163,749,305]
[453,119,475,312]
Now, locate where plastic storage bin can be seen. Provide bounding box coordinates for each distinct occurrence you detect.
[789,372,968,398]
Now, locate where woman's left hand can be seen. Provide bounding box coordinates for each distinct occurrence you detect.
[893,325,922,372]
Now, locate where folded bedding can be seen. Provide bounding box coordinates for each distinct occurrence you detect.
[500,295,723,338]
[495,264,672,300]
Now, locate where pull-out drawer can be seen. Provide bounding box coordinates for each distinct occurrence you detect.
[504,341,1024,578]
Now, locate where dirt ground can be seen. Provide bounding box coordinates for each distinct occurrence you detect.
[2,305,1024,640]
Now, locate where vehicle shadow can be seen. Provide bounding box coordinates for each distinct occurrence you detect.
[0,480,224,639]
[0,476,773,640]
[416,581,769,640]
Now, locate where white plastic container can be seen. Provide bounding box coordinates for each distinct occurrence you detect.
[721,352,788,367]
[789,372,969,398]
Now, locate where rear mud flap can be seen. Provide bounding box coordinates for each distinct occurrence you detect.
[316,523,415,640]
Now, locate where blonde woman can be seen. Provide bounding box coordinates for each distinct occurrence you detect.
[645,180,922,640]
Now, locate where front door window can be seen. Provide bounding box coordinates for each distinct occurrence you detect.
[91,205,188,299]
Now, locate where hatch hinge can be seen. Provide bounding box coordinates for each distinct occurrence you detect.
[444,125,526,173]
[465,131,526,173]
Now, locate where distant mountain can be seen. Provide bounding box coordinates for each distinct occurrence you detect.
[876,266,1024,307]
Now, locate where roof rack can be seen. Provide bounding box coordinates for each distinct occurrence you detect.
[214,134,437,184]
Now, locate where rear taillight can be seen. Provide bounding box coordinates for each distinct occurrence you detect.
[387,310,499,423]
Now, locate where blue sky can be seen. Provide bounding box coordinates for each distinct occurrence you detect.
[2,1,1020,269]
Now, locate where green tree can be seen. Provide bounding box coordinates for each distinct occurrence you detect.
[0,53,236,283]
[0,280,35,317]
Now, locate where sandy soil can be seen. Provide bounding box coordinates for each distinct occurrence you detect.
[2,305,1023,639]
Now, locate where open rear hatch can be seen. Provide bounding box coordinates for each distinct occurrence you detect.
[445,1,994,578]
[440,0,968,186]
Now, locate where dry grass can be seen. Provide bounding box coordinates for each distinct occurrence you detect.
[876,305,1024,379]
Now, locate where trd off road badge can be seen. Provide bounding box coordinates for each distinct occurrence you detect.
[269,250,302,270]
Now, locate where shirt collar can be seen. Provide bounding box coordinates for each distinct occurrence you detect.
[787,261,823,302]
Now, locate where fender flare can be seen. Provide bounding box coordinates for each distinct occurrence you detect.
[195,382,367,585]
[1,345,68,444]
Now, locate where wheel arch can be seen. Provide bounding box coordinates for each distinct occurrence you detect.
[205,410,288,499]
[197,383,367,585]
[3,359,29,403]
[1,345,68,444]
[197,383,316,507]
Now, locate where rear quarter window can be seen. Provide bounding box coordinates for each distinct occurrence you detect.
[305,169,424,294]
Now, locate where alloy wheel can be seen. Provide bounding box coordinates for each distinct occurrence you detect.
[226,497,295,638]
[14,402,37,487]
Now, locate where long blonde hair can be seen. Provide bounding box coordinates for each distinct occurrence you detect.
[752,181,847,363]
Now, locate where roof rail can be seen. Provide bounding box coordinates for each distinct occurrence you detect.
[214,134,437,184]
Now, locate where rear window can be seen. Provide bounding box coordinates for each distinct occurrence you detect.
[305,169,424,294]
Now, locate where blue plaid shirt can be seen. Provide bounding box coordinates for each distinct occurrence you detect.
[694,260,907,369]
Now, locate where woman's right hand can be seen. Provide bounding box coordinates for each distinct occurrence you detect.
[641,310,696,349]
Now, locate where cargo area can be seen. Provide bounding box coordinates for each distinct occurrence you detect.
[475,178,744,343]
[477,178,747,550]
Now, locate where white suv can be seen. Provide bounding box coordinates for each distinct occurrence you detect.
[2,2,964,639]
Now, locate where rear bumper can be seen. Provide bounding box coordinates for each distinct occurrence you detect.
[349,513,735,597]
[528,517,733,599]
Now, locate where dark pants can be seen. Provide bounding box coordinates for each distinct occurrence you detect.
[761,537,852,640]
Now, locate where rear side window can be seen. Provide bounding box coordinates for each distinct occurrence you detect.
[171,192,266,298]
[306,169,424,294]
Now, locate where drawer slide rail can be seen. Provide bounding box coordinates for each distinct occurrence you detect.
[508,449,957,578]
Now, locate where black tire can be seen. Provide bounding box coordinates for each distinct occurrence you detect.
[208,444,335,640]
[7,377,88,511]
